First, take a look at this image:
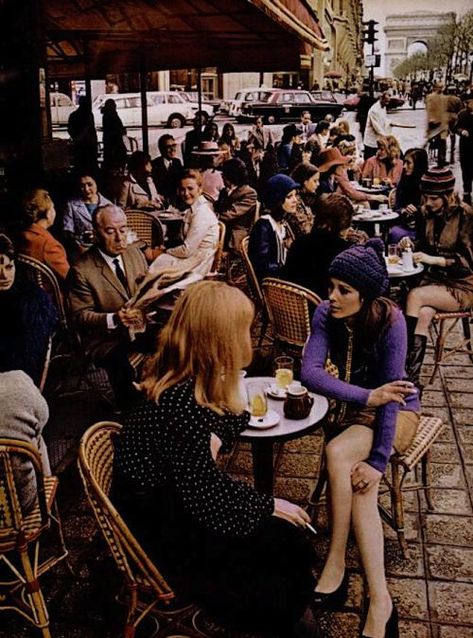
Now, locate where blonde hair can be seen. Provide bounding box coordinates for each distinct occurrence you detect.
[22,188,54,225]
[140,281,254,414]
[386,135,401,161]
[338,119,350,135]
[180,169,203,188]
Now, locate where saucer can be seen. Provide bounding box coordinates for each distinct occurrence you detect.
[266,384,286,399]
[248,409,280,429]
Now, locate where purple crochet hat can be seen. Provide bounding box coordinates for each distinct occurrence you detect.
[329,238,389,299]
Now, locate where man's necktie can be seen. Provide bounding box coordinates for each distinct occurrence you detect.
[113,258,130,295]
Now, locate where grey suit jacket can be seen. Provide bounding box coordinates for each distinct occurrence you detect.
[67,245,147,357]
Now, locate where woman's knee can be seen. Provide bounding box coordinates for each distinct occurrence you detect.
[325,437,357,472]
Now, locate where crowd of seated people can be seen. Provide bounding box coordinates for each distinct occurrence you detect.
[3,105,473,638]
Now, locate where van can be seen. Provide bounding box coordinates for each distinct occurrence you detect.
[92,91,197,129]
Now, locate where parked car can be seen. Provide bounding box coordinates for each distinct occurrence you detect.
[310,90,341,104]
[343,93,405,111]
[180,91,221,119]
[50,92,77,126]
[239,89,344,124]
[92,91,198,129]
[222,88,276,118]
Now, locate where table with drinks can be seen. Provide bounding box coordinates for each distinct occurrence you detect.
[241,357,329,494]
[352,206,399,240]
[352,177,392,195]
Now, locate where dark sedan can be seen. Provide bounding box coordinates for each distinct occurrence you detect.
[239,89,344,124]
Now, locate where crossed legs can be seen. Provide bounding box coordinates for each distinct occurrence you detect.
[318,425,392,638]
[406,284,462,335]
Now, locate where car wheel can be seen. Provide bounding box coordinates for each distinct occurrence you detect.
[167,114,185,128]
[266,115,276,124]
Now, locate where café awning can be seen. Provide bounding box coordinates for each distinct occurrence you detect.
[45,0,329,78]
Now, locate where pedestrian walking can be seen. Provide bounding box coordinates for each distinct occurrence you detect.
[455,92,473,205]
[67,96,98,174]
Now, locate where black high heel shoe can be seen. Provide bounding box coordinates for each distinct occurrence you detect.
[311,571,349,611]
[361,604,399,638]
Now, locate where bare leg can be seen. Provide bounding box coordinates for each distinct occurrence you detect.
[352,484,392,637]
[406,285,462,335]
[316,425,373,592]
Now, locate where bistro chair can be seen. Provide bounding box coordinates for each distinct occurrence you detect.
[125,210,164,248]
[0,438,68,637]
[78,422,200,638]
[308,415,444,558]
[16,254,68,330]
[429,310,473,383]
[262,277,322,359]
[208,221,226,276]
[239,236,270,346]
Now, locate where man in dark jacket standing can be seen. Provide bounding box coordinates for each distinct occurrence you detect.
[151,134,183,205]
[455,93,473,205]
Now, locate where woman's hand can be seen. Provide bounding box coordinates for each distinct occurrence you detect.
[403,204,417,215]
[372,194,388,203]
[273,498,311,528]
[210,433,222,461]
[367,381,417,407]
[351,461,381,493]
[398,236,414,251]
[413,252,444,267]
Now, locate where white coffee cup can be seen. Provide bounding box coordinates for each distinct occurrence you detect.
[378,204,388,211]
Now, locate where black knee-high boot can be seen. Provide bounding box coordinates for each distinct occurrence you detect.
[407,335,427,390]
[405,315,418,355]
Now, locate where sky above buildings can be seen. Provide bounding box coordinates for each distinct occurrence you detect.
[362,0,472,75]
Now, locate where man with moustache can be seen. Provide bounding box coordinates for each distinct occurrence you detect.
[67,204,148,407]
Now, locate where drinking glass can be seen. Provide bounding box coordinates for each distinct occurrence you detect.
[372,177,381,186]
[246,381,268,418]
[274,355,294,390]
[387,244,400,265]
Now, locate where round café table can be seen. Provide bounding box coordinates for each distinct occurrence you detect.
[352,209,399,240]
[351,181,391,196]
[156,210,186,247]
[385,259,424,280]
[240,376,329,494]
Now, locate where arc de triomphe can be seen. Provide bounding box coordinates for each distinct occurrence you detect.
[383,11,455,77]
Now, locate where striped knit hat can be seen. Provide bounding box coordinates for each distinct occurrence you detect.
[420,168,455,195]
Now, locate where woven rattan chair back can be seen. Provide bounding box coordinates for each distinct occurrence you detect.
[210,221,226,273]
[125,210,164,247]
[16,253,67,329]
[0,438,68,636]
[262,278,322,350]
[78,422,193,637]
[239,235,264,308]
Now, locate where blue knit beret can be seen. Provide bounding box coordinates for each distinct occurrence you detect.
[265,174,300,208]
[328,238,389,299]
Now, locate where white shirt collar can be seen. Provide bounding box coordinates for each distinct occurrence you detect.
[97,248,124,273]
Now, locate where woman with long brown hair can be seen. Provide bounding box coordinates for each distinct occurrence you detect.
[112,281,318,636]
[302,240,420,638]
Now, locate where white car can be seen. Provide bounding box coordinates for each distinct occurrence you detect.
[227,88,276,118]
[50,92,77,126]
[92,91,197,129]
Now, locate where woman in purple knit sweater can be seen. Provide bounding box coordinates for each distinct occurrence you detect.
[302,239,420,638]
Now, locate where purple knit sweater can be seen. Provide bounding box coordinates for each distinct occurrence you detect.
[301,301,420,474]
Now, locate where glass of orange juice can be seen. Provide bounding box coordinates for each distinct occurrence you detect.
[373,177,381,187]
[274,355,294,390]
[247,381,268,417]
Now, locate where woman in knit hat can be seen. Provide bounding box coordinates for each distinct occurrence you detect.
[302,239,420,638]
[248,173,299,281]
[401,167,473,389]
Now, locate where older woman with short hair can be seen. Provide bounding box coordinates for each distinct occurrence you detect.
[17,188,70,280]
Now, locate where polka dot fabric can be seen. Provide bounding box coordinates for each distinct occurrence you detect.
[114,379,274,538]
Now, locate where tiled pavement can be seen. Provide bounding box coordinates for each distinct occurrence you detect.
[2,324,472,638]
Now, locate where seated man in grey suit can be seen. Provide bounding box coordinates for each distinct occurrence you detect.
[67,204,148,408]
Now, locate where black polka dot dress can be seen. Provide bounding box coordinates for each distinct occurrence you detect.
[112,378,316,634]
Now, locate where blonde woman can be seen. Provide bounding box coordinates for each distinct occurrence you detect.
[148,169,219,278]
[361,136,403,187]
[17,188,70,280]
[112,281,317,636]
